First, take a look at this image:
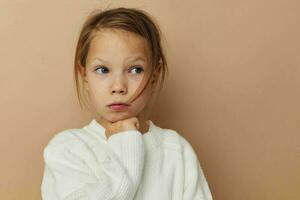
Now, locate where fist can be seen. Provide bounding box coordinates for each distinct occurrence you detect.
[104,117,140,138]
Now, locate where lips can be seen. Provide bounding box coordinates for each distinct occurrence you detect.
[108,102,129,106]
[108,102,129,111]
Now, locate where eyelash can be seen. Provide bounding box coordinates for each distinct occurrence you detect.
[95,66,144,74]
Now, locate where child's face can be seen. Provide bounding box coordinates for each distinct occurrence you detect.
[84,28,157,123]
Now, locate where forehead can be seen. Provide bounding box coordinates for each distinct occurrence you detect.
[88,28,150,59]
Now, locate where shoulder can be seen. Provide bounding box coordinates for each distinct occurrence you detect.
[43,128,91,158]
[158,128,204,174]
[156,126,195,155]
[45,128,82,147]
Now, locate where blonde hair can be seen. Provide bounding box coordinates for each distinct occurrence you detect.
[74,7,168,117]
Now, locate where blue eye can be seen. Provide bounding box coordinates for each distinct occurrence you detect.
[95,66,109,74]
[130,66,144,74]
[94,66,144,74]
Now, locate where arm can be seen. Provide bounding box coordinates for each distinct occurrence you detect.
[41,130,144,200]
[182,139,213,200]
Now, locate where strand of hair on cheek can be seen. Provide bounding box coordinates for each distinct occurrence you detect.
[127,67,154,104]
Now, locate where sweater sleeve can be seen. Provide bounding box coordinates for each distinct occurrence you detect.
[182,138,213,200]
[41,130,144,200]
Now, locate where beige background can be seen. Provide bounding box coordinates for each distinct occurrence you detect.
[1,0,299,199]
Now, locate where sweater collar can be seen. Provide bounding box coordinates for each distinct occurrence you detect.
[86,119,161,151]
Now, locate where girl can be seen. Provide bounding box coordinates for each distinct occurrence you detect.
[41,7,213,200]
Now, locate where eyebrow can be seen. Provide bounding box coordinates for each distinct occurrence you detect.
[93,56,147,64]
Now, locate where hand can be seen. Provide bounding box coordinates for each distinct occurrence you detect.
[104,117,140,138]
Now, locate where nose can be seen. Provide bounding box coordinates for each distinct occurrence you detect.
[111,75,127,95]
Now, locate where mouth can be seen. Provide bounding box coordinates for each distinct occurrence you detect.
[107,102,130,111]
[108,102,129,106]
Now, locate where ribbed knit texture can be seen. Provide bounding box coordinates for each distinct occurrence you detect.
[41,119,213,200]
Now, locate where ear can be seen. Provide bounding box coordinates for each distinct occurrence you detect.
[150,66,161,88]
[78,64,89,90]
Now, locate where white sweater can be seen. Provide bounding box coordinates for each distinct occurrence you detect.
[41,119,213,200]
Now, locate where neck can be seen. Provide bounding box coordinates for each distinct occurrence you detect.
[138,118,150,134]
[137,113,151,134]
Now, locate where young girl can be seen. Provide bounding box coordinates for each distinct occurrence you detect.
[41,7,213,200]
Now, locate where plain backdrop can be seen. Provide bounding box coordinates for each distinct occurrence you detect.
[0,0,299,199]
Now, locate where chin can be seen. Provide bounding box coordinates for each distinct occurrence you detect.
[103,113,132,123]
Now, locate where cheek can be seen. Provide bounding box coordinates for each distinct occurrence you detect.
[130,73,152,92]
[86,83,107,103]
[135,86,152,105]
[88,77,107,92]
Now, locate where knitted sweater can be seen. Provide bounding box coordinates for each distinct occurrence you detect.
[41,119,213,200]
